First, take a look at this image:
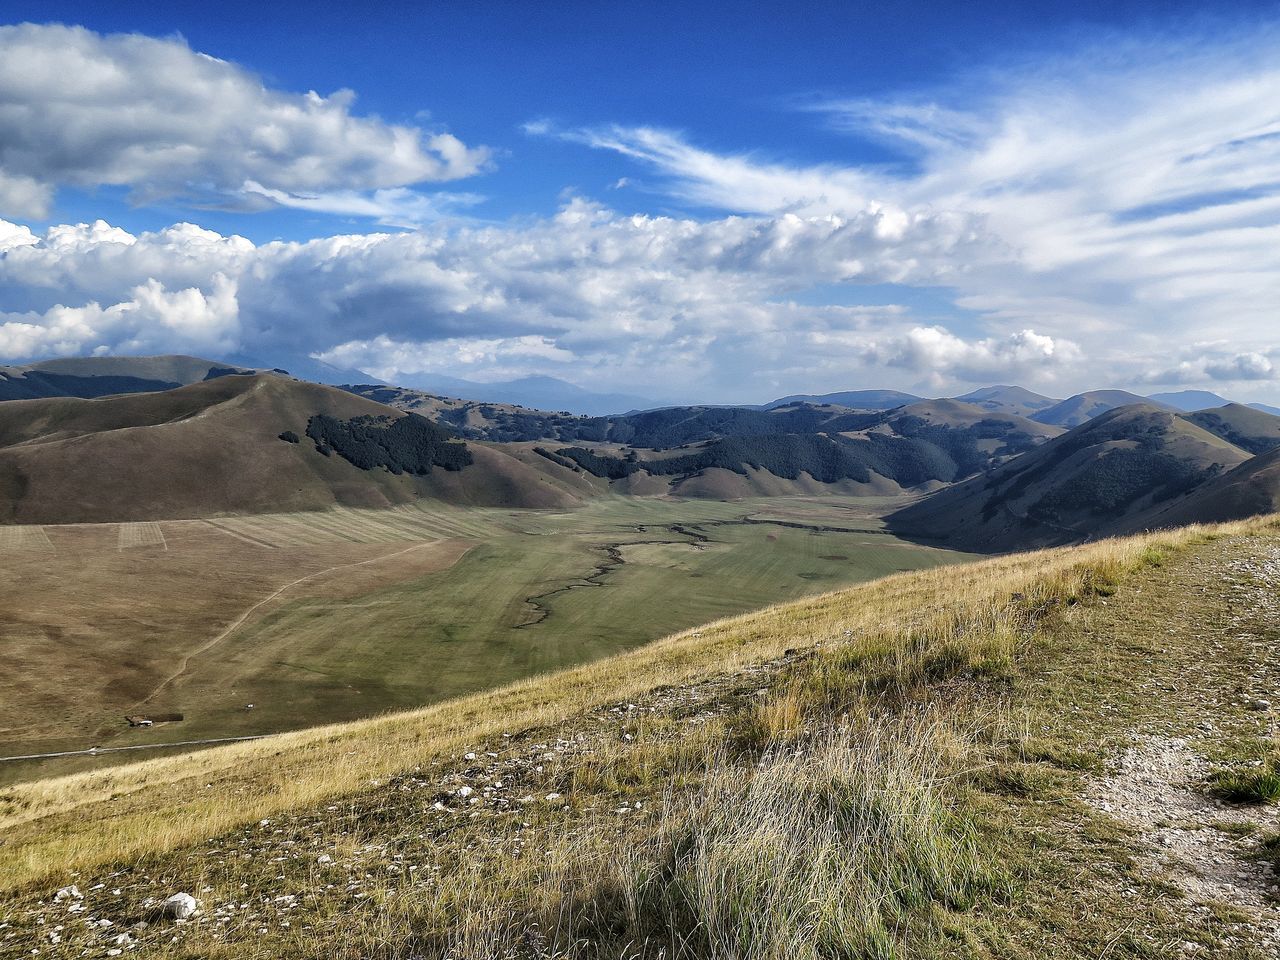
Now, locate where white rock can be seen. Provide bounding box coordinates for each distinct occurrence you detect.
[317,854,333,865]
[456,786,474,798]
[463,752,477,760]
[160,893,199,920]
[54,885,81,901]
[545,793,562,802]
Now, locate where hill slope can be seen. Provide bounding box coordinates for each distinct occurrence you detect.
[0,354,263,401]
[889,404,1251,551]
[953,384,1060,417]
[1184,403,1280,455]
[548,399,1062,497]
[1,518,1276,957]
[1136,445,1280,528]
[0,375,582,523]
[1031,389,1173,427]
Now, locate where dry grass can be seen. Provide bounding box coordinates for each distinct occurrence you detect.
[1,516,1273,901]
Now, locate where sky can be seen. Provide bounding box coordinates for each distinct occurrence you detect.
[0,2,1278,405]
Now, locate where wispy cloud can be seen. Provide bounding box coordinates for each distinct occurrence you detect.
[547,28,1280,393]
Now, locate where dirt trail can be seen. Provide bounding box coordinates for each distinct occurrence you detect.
[131,539,473,710]
[1083,539,1280,952]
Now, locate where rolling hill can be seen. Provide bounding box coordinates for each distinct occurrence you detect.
[761,388,922,410]
[952,384,1060,418]
[0,374,585,523]
[1030,389,1173,427]
[1135,445,1280,528]
[1184,403,1280,455]
[1147,389,1232,411]
[396,372,660,416]
[888,404,1253,551]
[0,354,264,401]
[548,399,1062,497]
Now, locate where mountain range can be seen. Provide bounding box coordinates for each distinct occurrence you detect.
[2,355,1279,548]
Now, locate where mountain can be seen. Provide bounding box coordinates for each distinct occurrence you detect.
[888,404,1251,552]
[952,385,1060,418]
[0,355,262,401]
[1030,390,1173,427]
[1248,401,1280,416]
[1146,389,1232,411]
[0,375,585,523]
[226,352,379,386]
[1183,403,1280,455]
[393,373,659,416]
[547,398,1061,499]
[1135,445,1280,528]
[762,389,921,411]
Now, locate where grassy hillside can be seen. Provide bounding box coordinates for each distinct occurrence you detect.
[0,375,587,523]
[953,384,1060,418]
[0,496,963,777]
[1030,390,1173,427]
[0,516,1276,958]
[1138,446,1280,528]
[889,405,1252,551]
[1186,403,1280,455]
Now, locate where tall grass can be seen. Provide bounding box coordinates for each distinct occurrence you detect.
[620,718,989,960]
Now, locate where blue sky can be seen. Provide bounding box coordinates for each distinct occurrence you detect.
[0,3,1278,403]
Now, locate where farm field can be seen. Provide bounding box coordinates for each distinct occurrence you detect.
[0,496,970,783]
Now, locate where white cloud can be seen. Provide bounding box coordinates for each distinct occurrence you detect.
[0,23,490,218]
[551,32,1280,392]
[1148,348,1278,385]
[0,273,239,359]
[0,205,1012,398]
[864,326,1080,385]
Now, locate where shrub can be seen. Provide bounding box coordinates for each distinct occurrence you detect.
[278,430,300,443]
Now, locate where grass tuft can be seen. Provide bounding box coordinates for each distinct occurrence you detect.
[621,719,995,960]
[1207,756,1280,804]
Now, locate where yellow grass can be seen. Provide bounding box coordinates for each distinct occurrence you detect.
[1,516,1273,895]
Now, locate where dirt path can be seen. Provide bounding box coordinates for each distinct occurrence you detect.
[1079,538,1280,952]
[131,539,473,710]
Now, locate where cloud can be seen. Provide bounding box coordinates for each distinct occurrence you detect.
[553,31,1280,390]
[0,204,1007,398]
[0,273,239,359]
[863,326,1080,385]
[0,23,490,218]
[1147,348,1278,385]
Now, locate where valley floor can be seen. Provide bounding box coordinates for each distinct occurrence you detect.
[0,495,959,783]
[0,521,1278,957]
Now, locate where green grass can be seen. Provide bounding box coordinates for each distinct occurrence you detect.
[1,495,968,782]
[161,501,964,741]
[1207,758,1280,804]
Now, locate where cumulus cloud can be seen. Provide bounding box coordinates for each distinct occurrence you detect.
[551,32,1280,391]
[0,204,1010,398]
[864,326,1080,385]
[1147,348,1279,385]
[0,23,490,218]
[0,273,239,359]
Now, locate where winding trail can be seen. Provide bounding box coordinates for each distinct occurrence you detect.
[131,539,465,710]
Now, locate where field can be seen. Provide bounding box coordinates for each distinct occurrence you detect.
[0,495,966,783]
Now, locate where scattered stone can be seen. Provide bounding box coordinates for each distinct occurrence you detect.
[1246,699,1271,712]
[160,893,199,920]
[54,886,81,902]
